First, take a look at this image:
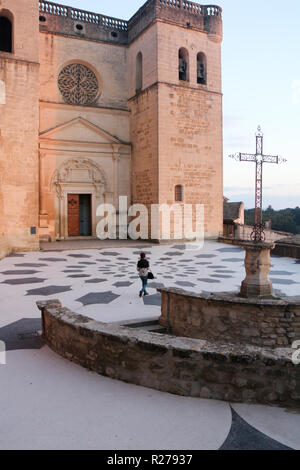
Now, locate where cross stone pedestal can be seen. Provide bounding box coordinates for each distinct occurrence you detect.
[239,241,275,298]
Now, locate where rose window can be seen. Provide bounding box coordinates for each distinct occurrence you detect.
[58,63,99,105]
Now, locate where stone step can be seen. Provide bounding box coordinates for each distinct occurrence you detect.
[123,319,159,329]
[142,324,167,334]
[113,317,167,334]
[124,321,166,334]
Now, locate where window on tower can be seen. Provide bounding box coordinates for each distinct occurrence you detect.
[175,185,184,203]
[179,48,189,82]
[136,52,143,92]
[0,16,12,53]
[197,52,207,85]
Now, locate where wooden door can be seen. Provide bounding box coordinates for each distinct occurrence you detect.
[68,194,80,237]
[79,195,92,236]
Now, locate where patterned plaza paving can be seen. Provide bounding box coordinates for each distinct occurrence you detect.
[0,241,299,450]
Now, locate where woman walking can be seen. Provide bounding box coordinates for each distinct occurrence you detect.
[137,252,150,297]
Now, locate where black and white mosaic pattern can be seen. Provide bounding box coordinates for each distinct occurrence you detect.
[0,242,299,323]
[1,241,299,323]
[0,241,299,450]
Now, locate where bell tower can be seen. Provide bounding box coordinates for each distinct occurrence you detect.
[0,0,40,257]
[128,0,223,240]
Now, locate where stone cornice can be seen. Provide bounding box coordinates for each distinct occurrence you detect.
[128,81,223,102]
[39,100,130,115]
[0,55,40,67]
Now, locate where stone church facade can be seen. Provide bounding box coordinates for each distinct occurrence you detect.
[0,0,223,258]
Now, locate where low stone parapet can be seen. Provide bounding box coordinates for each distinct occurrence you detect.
[158,288,300,348]
[37,300,300,409]
[273,241,300,260]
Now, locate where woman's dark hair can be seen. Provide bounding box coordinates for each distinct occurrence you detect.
[140,252,146,259]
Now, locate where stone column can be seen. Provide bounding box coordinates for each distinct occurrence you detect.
[112,146,121,212]
[38,151,50,241]
[239,241,275,298]
[39,152,45,214]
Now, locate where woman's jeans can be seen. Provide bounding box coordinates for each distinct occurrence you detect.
[139,275,148,294]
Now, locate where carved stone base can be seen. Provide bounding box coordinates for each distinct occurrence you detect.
[240,280,273,298]
[239,241,275,298]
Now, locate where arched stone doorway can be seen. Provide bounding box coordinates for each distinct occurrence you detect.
[52,158,108,239]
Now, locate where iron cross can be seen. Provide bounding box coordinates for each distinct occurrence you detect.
[232,126,285,242]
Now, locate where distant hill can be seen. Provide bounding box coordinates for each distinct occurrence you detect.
[244,206,300,234]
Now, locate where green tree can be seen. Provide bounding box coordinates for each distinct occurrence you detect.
[244,207,300,234]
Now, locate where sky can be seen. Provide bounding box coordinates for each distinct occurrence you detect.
[54,0,300,209]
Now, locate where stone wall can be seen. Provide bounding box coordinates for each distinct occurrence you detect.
[0,235,10,259]
[39,33,129,110]
[221,234,299,260]
[129,85,159,209]
[0,0,40,254]
[37,300,300,409]
[273,240,300,260]
[234,225,291,244]
[158,288,300,348]
[128,17,223,240]
[0,0,224,251]
[157,83,223,238]
[128,22,159,217]
[39,5,129,46]
[39,1,222,46]
[156,21,223,238]
[38,31,131,240]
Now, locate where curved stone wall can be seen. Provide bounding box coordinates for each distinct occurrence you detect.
[37,300,300,409]
[158,288,300,348]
